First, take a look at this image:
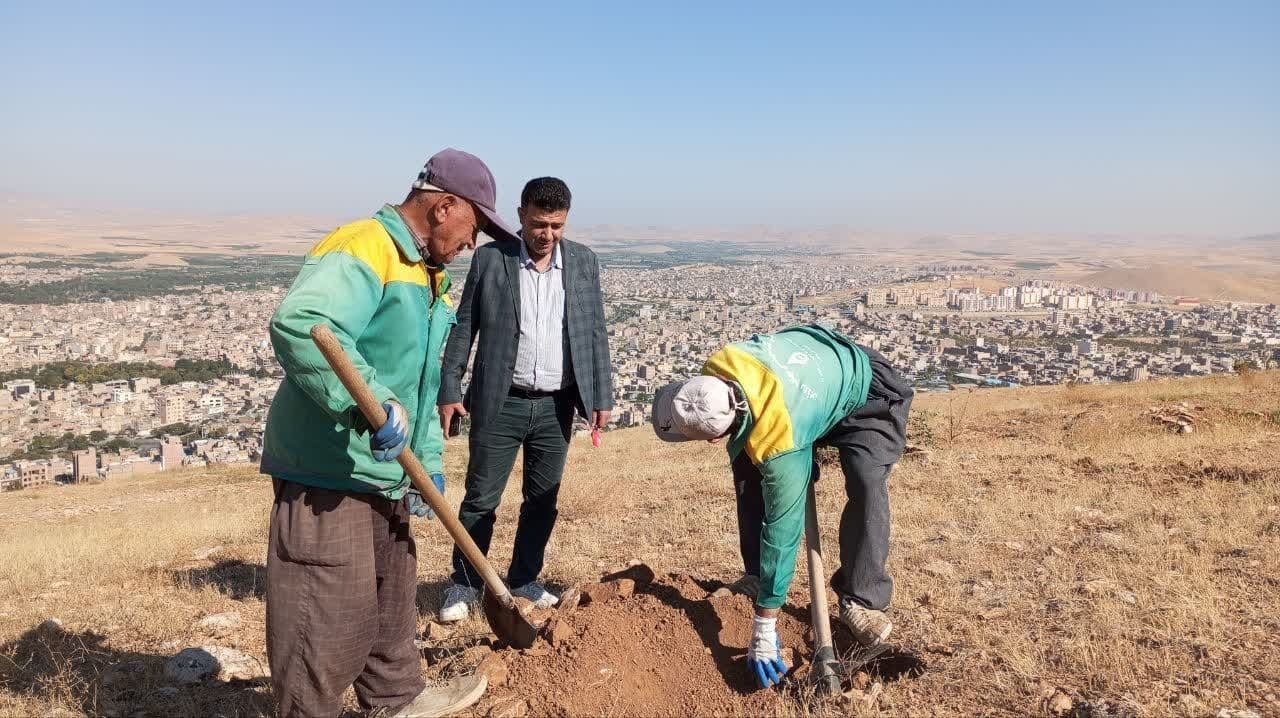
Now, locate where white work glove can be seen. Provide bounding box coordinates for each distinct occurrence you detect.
[748,615,788,688]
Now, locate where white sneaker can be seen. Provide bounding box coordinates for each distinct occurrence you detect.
[838,598,892,646]
[391,674,487,717]
[438,584,478,623]
[511,581,558,609]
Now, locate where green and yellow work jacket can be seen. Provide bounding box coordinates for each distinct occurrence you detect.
[702,325,872,608]
[261,205,454,500]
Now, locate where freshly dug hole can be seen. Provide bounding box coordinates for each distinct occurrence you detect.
[477,570,815,717]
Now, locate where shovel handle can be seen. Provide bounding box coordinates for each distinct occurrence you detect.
[805,481,840,694]
[309,323,514,606]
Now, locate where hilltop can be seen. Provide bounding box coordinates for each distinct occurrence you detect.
[1,373,1278,717]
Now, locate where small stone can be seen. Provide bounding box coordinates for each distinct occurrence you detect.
[968,581,1008,608]
[1080,578,1116,596]
[842,688,867,705]
[528,607,558,625]
[922,560,956,578]
[602,563,657,585]
[557,587,582,613]
[1041,688,1073,716]
[1072,506,1120,529]
[425,621,451,641]
[1094,532,1129,550]
[924,643,955,656]
[1216,710,1260,718]
[851,671,871,690]
[579,582,617,606]
[165,646,268,683]
[165,648,218,684]
[1176,694,1205,714]
[611,578,636,599]
[192,545,224,561]
[475,653,508,688]
[489,699,529,718]
[843,681,882,708]
[709,587,732,599]
[1003,541,1026,552]
[208,646,268,682]
[512,597,536,616]
[1114,590,1138,605]
[197,612,242,638]
[548,619,574,647]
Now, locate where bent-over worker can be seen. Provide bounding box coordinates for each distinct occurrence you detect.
[651,324,913,688]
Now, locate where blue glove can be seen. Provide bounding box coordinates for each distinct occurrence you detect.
[406,473,445,519]
[748,616,788,688]
[370,401,409,462]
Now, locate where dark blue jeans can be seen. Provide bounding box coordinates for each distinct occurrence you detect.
[451,392,575,589]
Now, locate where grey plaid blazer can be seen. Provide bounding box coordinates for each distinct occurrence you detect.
[439,239,613,432]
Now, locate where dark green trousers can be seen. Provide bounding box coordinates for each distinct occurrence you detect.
[451,392,575,588]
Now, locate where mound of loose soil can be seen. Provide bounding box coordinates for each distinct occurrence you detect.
[422,564,926,717]
[501,572,811,717]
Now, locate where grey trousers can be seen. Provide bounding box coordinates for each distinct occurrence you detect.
[266,479,424,718]
[733,347,913,611]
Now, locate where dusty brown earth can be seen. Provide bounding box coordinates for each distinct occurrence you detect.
[426,565,926,718]
[1,372,1278,716]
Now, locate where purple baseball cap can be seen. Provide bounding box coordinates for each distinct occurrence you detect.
[412,148,520,243]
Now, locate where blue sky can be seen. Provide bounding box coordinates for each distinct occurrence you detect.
[2,1,1277,236]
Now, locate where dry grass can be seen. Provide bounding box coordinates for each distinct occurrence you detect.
[2,373,1279,717]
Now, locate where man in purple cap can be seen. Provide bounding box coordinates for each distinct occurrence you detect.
[261,148,520,718]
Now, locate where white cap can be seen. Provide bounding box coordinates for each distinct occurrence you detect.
[652,376,738,442]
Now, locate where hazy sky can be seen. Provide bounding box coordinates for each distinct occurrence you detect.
[2,1,1277,237]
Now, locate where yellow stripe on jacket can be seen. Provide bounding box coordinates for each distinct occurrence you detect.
[308,218,429,288]
[703,345,796,464]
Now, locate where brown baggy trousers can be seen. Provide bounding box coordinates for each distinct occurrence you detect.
[266,479,425,718]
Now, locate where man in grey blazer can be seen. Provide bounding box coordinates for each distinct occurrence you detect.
[436,177,612,621]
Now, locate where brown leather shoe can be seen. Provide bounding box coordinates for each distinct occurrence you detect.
[391,674,487,718]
